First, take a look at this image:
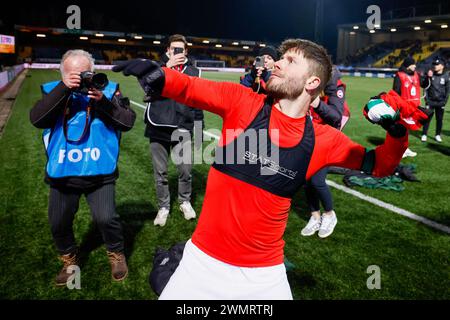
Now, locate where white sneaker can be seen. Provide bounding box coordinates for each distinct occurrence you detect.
[301,215,321,236]
[402,148,417,158]
[180,201,196,220]
[154,207,170,226]
[435,135,442,143]
[318,211,338,238]
[421,135,427,142]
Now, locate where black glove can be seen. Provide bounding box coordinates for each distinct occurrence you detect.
[112,59,158,77]
[380,120,407,138]
[417,106,434,125]
[112,59,165,97]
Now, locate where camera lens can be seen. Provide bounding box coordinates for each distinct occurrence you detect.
[92,73,109,90]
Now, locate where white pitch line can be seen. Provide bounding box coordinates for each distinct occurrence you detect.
[130,100,450,234]
[202,131,221,139]
[130,100,147,109]
[326,180,450,234]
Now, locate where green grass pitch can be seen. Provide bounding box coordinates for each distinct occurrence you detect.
[0,69,449,299]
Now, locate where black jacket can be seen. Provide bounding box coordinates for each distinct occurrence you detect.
[425,71,450,107]
[30,81,136,189]
[144,54,204,142]
[313,67,345,129]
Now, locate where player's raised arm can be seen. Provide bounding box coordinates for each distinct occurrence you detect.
[112,59,263,119]
[308,91,430,179]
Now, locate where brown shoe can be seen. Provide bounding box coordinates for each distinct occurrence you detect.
[107,251,128,281]
[55,251,79,287]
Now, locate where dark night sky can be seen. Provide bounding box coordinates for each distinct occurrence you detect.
[1,0,448,56]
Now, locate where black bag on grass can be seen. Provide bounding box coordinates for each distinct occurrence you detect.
[149,241,186,296]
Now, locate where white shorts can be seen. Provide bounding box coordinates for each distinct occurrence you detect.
[159,239,293,300]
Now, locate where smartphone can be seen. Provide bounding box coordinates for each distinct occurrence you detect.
[254,56,265,68]
[173,47,184,55]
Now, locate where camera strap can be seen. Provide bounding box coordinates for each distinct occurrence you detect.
[63,95,92,143]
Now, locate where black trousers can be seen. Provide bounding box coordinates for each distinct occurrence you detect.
[422,105,445,136]
[48,183,124,255]
[305,167,333,212]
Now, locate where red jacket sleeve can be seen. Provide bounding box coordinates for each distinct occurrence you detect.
[307,123,408,179]
[371,132,408,177]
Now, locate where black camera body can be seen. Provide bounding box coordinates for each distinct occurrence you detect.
[254,56,265,69]
[77,71,109,94]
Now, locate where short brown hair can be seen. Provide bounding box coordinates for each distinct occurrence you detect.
[279,39,332,96]
[167,34,188,48]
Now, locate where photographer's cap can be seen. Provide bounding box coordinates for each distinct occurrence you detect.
[258,46,278,61]
[432,57,445,66]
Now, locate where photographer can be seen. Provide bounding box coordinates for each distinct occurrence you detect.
[30,49,136,286]
[421,57,449,143]
[144,34,202,227]
[240,46,278,93]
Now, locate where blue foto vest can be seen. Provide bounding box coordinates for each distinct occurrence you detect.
[41,81,120,179]
[212,101,315,198]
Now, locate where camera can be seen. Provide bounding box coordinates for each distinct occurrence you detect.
[254,56,265,69]
[173,47,184,55]
[77,71,109,94]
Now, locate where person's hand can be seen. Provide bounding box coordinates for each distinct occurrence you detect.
[256,67,264,78]
[363,98,406,137]
[166,54,185,68]
[311,96,321,108]
[427,70,433,77]
[112,59,165,96]
[63,71,81,89]
[88,88,104,101]
[112,59,159,77]
[364,98,399,124]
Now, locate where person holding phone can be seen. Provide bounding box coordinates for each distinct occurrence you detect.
[240,46,278,93]
[144,34,203,227]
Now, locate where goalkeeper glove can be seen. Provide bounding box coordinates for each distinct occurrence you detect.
[364,98,406,137]
[112,59,165,97]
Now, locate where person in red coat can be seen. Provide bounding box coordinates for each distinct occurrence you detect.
[393,56,429,157]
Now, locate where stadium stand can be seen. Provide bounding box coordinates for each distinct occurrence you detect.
[337,5,450,69]
[11,25,263,68]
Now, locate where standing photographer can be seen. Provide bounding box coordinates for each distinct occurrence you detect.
[144,34,202,227]
[393,56,429,157]
[30,50,136,286]
[421,57,449,143]
[240,46,278,93]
